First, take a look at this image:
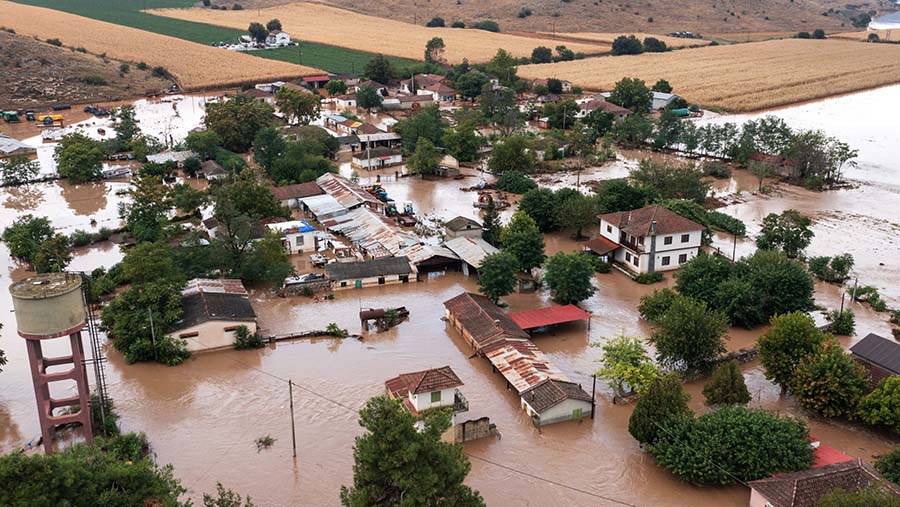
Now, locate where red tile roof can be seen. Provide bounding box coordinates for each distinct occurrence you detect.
[443,292,528,349]
[385,366,463,396]
[583,236,620,256]
[810,438,853,468]
[269,182,324,201]
[749,459,900,507]
[508,305,591,331]
[521,378,593,412]
[598,204,704,237]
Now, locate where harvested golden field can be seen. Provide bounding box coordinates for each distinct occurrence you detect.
[147,2,609,63]
[518,38,900,112]
[0,1,321,90]
[707,32,796,42]
[539,32,711,49]
[831,30,900,42]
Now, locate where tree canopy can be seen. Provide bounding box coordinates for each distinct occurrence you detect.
[758,311,828,391]
[55,132,104,183]
[791,340,868,417]
[205,94,274,152]
[477,251,518,304]
[628,373,691,445]
[858,377,900,433]
[595,334,659,397]
[648,295,728,373]
[608,77,652,111]
[543,252,596,305]
[702,360,752,405]
[756,209,814,259]
[500,211,545,272]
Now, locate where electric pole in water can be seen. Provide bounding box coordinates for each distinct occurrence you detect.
[289,380,297,458]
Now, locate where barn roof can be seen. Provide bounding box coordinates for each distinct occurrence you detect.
[269,182,323,201]
[521,379,592,413]
[443,237,498,268]
[317,173,382,209]
[325,256,412,280]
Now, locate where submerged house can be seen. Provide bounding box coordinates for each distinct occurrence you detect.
[748,459,900,507]
[266,220,316,255]
[385,366,468,430]
[325,256,414,289]
[850,333,900,388]
[444,216,482,240]
[269,182,324,209]
[172,279,257,352]
[443,236,498,277]
[597,205,704,274]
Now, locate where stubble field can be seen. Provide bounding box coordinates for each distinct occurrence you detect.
[147,2,611,63]
[0,1,322,90]
[539,32,712,48]
[518,38,900,112]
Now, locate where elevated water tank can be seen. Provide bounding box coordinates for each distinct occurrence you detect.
[9,273,86,339]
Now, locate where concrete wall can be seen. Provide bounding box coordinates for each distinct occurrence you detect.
[445,417,497,444]
[522,397,591,426]
[749,489,772,507]
[177,320,257,352]
[332,273,410,290]
[283,231,316,254]
[445,228,482,240]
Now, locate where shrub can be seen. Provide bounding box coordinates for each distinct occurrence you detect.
[426,17,445,27]
[594,334,659,397]
[702,360,751,405]
[701,161,731,179]
[472,20,500,32]
[517,7,532,18]
[707,211,746,237]
[75,47,87,53]
[855,285,889,312]
[638,288,680,324]
[233,325,265,349]
[202,0,210,5]
[451,21,465,28]
[82,74,107,86]
[136,61,149,71]
[495,170,537,194]
[650,406,812,484]
[326,323,348,338]
[70,230,95,247]
[876,446,900,485]
[819,485,900,507]
[151,66,171,79]
[590,257,611,273]
[813,28,826,39]
[859,377,900,433]
[232,3,243,9]
[635,272,664,284]
[792,340,868,417]
[826,309,855,336]
[797,31,811,39]
[46,38,62,46]
[808,253,854,282]
[628,373,691,444]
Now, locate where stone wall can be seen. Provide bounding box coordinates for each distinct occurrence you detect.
[446,417,497,444]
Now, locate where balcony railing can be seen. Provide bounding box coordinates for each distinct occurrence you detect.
[453,390,469,413]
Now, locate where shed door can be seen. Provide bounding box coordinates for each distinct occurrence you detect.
[572,408,583,419]
[355,279,362,289]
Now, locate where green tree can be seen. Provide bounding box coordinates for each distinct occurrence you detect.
[238,232,294,286]
[638,288,680,324]
[612,114,653,146]
[628,373,691,445]
[611,35,643,55]
[488,135,534,174]
[495,170,536,194]
[407,137,440,176]
[702,360,751,405]
[531,46,552,63]
[1,155,40,185]
[119,242,183,286]
[540,99,578,129]
[317,79,343,97]
[364,54,394,84]
[595,179,652,213]
[500,211,545,272]
[649,296,727,373]
[819,485,900,507]
[339,396,485,507]
[395,104,444,152]
[481,198,501,246]
[55,132,104,183]
[205,94,274,152]
[650,406,812,485]
[114,105,139,147]
[480,84,521,136]
[214,169,288,220]
[442,120,484,162]
[859,377,900,433]
[265,18,282,31]
[756,209,814,258]
[651,79,673,93]
[276,87,320,126]
[519,188,560,232]
[484,49,518,86]
[808,253,854,283]
[477,251,518,304]
[252,126,286,173]
[826,308,855,336]
[454,70,490,99]
[595,334,659,397]
[559,192,598,239]
[119,175,173,243]
[758,312,827,391]
[544,252,595,304]
[631,159,709,203]
[792,340,868,417]
[2,214,54,265]
[33,234,72,273]
[248,22,268,42]
[609,77,652,111]
[876,447,900,485]
[203,482,255,507]
[424,36,446,64]
[355,86,384,112]
[185,129,223,160]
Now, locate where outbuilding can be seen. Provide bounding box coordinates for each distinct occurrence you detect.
[172,279,257,352]
[351,147,403,170]
[444,216,483,240]
[850,333,900,388]
[325,256,414,289]
[266,220,317,255]
[269,182,324,208]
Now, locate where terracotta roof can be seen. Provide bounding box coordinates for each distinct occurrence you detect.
[424,82,456,96]
[356,123,384,135]
[397,94,434,103]
[583,236,620,256]
[521,378,593,413]
[269,182,324,201]
[749,459,900,507]
[508,305,591,331]
[445,216,482,232]
[598,204,703,237]
[583,97,631,115]
[385,366,463,396]
[443,292,528,349]
[850,333,900,375]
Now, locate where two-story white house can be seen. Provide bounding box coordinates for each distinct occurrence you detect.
[385,366,468,430]
[266,220,316,255]
[597,205,704,274]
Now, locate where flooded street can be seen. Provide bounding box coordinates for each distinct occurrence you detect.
[1,87,899,506]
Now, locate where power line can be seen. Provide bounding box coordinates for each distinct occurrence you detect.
[220,353,640,506]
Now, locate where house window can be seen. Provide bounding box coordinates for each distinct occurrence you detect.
[625,252,631,262]
[378,277,386,285]
[678,253,688,263]
[341,281,348,287]
[633,257,639,267]
[664,236,673,245]
[606,225,612,233]
[572,408,583,419]
[431,391,441,403]
[661,256,670,266]
[400,275,409,283]
[223,326,239,332]
[681,234,690,243]
[295,235,304,246]
[638,237,644,246]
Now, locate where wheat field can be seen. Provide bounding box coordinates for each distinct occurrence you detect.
[539,32,711,48]
[706,32,796,43]
[0,1,321,90]
[148,2,609,63]
[518,38,900,111]
[831,30,900,42]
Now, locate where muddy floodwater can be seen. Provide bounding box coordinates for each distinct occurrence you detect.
[1,87,899,506]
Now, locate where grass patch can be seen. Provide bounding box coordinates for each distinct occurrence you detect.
[13,0,420,75]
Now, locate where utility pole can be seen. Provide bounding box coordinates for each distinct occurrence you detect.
[732,232,737,262]
[289,380,297,458]
[590,374,597,419]
[148,308,158,361]
[851,277,859,303]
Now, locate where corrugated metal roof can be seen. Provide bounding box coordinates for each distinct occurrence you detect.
[850,333,900,374]
[0,134,35,155]
[317,173,383,210]
[396,243,458,265]
[146,150,196,164]
[443,237,498,267]
[300,194,347,219]
[182,278,248,297]
[508,305,591,330]
[325,207,418,257]
[482,339,566,394]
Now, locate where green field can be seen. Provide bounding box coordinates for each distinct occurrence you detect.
[12,0,420,75]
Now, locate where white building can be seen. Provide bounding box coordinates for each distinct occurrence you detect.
[172,279,257,352]
[599,91,679,111]
[266,220,317,255]
[351,147,403,170]
[385,366,468,430]
[597,205,704,274]
[265,30,291,47]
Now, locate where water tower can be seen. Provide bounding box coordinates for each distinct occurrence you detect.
[9,272,93,453]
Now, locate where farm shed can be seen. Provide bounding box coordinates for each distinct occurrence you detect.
[270,182,324,208]
[317,173,386,213]
[443,237,499,277]
[326,256,414,290]
[850,333,900,389]
[444,216,482,240]
[323,207,418,258]
[173,279,257,353]
[0,134,36,159]
[352,147,403,170]
[300,194,348,221]
[443,292,529,351]
[146,150,196,166]
[396,243,460,274]
[508,305,591,332]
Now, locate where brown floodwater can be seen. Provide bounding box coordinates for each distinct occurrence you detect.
[1,89,899,506]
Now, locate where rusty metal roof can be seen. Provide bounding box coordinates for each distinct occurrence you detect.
[182,278,247,297]
[482,339,566,394]
[325,207,419,257]
[316,173,382,210]
[396,243,458,265]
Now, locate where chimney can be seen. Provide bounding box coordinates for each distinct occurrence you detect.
[647,220,658,274]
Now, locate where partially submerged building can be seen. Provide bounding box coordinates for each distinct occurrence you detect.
[385,366,468,429]
[351,147,403,170]
[850,333,900,388]
[269,182,324,209]
[0,134,37,159]
[325,256,414,289]
[748,459,900,507]
[172,279,257,352]
[443,236,498,277]
[317,173,386,214]
[444,216,483,240]
[266,220,316,255]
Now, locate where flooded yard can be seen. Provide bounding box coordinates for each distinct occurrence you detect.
[1,86,899,506]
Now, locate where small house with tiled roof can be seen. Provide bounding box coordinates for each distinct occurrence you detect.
[443,292,529,351]
[748,459,900,507]
[597,204,704,274]
[851,333,900,389]
[385,366,468,430]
